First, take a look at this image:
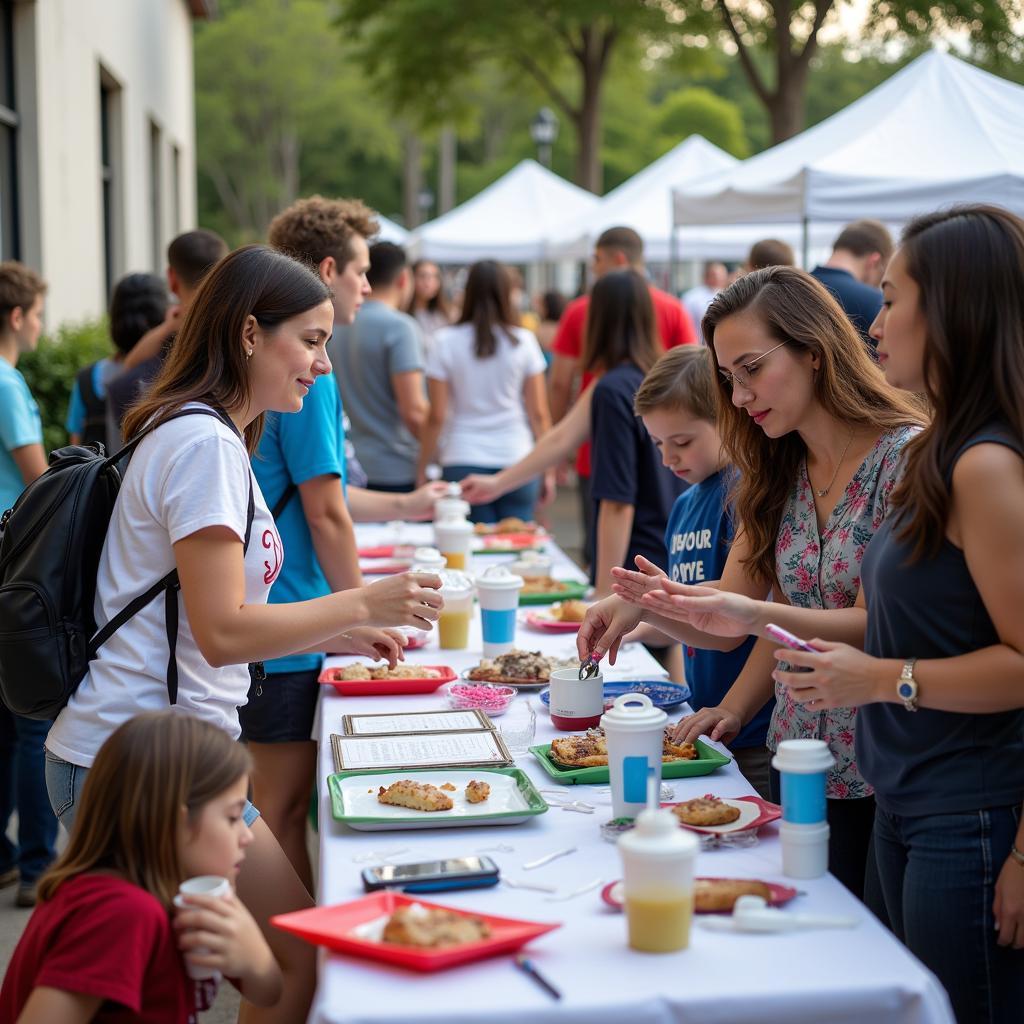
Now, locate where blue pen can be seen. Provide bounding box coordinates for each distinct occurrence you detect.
[514,953,561,1000]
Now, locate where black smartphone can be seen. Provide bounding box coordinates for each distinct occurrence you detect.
[361,855,500,893]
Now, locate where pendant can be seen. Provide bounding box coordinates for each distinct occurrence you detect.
[816,488,829,497]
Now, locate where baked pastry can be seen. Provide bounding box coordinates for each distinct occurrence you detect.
[465,780,491,804]
[467,649,576,684]
[519,578,570,596]
[549,729,698,768]
[672,796,741,826]
[439,783,456,792]
[693,879,772,913]
[381,906,491,947]
[473,517,537,536]
[332,664,441,682]
[551,599,588,623]
[377,780,453,812]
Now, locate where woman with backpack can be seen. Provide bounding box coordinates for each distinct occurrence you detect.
[42,245,444,1024]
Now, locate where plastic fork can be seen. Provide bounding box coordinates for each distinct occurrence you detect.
[545,878,603,902]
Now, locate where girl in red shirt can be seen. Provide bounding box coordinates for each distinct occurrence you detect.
[1,713,281,1023]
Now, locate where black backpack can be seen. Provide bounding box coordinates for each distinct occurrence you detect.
[74,361,109,450]
[0,407,254,720]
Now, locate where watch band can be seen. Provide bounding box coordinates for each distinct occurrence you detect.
[898,657,919,712]
[1011,843,1024,867]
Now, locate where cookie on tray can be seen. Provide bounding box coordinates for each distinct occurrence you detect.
[671,796,741,826]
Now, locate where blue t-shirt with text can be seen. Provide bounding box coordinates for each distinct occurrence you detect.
[664,469,772,749]
[252,372,348,675]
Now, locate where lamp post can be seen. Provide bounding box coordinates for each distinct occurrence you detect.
[416,186,435,225]
[529,107,559,169]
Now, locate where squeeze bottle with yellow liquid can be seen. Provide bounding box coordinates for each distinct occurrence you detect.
[617,803,699,953]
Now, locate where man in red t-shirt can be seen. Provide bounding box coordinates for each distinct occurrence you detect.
[548,226,696,556]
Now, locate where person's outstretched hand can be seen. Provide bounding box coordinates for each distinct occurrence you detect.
[331,627,407,667]
[640,580,760,638]
[399,482,449,520]
[458,474,502,506]
[610,554,669,606]
[576,595,643,665]
[362,572,444,631]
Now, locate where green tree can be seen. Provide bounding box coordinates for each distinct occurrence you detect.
[654,88,749,158]
[337,0,689,193]
[194,0,402,244]
[693,0,1023,143]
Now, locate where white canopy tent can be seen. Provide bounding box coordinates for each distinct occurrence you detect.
[409,159,600,264]
[673,50,1024,251]
[374,215,411,245]
[548,135,739,262]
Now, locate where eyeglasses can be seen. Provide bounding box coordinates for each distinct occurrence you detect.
[717,339,791,389]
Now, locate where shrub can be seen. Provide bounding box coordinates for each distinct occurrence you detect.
[18,320,112,453]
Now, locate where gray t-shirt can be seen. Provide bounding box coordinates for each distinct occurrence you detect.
[327,301,423,485]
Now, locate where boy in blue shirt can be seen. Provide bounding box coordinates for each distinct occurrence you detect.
[582,346,774,797]
[0,260,57,905]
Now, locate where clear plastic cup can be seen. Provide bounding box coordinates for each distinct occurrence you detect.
[475,565,524,658]
[434,518,473,570]
[498,700,537,755]
[437,570,474,649]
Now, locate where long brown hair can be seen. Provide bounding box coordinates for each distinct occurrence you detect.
[123,245,332,454]
[889,205,1024,559]
[457,260,519,358]
[582,269,662,375]
[406,259,451,319]
[703,266,925,585]
[38,713,251,909]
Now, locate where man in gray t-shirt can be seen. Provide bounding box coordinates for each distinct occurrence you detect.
[327,243,428,490]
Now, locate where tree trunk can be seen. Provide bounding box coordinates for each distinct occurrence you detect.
[438,126,456,214]
[573,25,614,194]
[767,77,808,144]
[402,130,423,227]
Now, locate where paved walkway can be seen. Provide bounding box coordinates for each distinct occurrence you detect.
[0,483,585,1017]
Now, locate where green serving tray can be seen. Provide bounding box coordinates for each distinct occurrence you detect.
[327,767,549,829]
[528,739,731,785]
[517,580,590,606]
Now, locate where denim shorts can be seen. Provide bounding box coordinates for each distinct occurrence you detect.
[237,667,320,744]
[44,750,261,832]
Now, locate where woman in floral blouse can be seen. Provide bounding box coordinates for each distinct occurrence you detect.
[595,266,924,898]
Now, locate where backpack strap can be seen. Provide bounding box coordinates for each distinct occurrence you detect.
[271,482,296,520]
[89,405,258,705]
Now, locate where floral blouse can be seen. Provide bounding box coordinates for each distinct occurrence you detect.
[768,425,918,799]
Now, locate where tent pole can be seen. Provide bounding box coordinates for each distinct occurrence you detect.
[801,216,809,269]
[669,225,679,295]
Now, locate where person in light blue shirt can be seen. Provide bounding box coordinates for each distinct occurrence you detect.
[0,259,58,908]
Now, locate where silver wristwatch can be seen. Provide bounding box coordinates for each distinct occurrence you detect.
[897,657,919,712]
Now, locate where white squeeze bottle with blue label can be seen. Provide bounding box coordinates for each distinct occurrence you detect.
[601,693,667,819]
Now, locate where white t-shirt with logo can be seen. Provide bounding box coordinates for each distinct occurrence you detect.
[47,405,282,767]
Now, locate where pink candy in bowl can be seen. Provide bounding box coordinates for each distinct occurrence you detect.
[444,682,518,717]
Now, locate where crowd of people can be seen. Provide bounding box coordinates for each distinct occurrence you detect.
[0,195,1020,1024]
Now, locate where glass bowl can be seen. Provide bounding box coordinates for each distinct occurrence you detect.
[444,681,518,717]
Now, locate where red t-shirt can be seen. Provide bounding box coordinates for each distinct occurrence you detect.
[551,285,697,476]
[0,874,195,1024]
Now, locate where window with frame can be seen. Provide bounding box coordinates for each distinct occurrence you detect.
[0,0,19,261]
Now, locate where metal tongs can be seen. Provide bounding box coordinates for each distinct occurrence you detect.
[578,654,601,680]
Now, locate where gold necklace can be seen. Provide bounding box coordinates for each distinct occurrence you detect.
[815,429,855,498]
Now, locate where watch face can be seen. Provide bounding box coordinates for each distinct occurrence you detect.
[898,681,914,700]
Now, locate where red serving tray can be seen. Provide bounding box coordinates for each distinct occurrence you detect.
[357,544,416,559]
[318,665,456,696]
[523,610,582,633]
[271,891,559,972]
[476,532,547,551]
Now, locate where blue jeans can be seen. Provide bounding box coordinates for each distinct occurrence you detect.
[0,708,58,884]
[442,464,540,525]
[44,752,261,832]
[871,804,1024,1024]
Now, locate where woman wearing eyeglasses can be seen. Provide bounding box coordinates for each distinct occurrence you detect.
[579,266,924,898]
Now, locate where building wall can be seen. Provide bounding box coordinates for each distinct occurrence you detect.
[13,0,198,327]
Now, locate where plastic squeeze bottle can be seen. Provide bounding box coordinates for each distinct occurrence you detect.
[617,804,699,953]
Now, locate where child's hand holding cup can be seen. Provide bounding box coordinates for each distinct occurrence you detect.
[173,875,231,981]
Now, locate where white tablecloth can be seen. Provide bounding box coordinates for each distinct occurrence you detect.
[308,524,954,1024]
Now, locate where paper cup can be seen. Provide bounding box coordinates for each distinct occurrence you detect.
[475,565,524,658]
[548,667,604,731]
[174,876,231,980]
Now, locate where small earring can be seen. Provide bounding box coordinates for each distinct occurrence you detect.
[246,349,253,359]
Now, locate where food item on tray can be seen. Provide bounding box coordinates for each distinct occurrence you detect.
[473,517,538,536]
[550,599,588,623]
[671,796,742,826]
[519,578,571,596]
[465,780,491,804]
[439,783,457,792]
[445,682,517,715]
[377,780,454,812]
[466,649,576,684]
[549,728,698,768]
[381,906,491,947]
[693,878,772,913]
[331,664,442,682]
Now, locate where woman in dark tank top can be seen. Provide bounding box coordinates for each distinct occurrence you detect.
[772,206,1024,1024]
